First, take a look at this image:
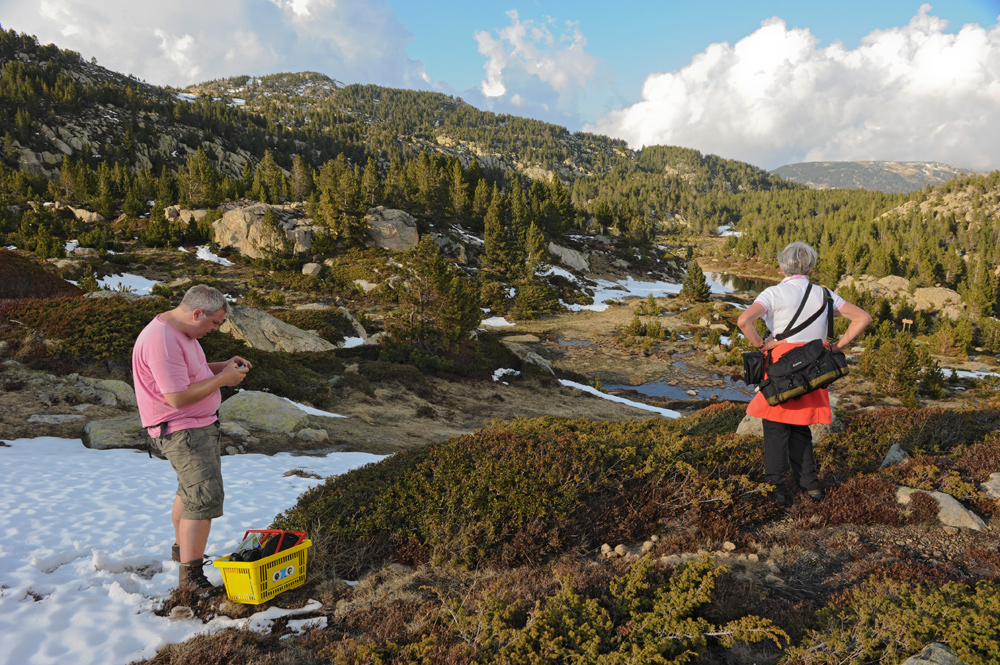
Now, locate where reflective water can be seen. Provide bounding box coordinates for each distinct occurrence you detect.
[604,359,756,402]
[705,272,776,295]
[556,335,595,348]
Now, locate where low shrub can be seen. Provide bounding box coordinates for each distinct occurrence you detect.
[0,249,83,300]
[796,477,938,528]
[198,333,340,408]
[268,307,353,345]
[1,295,164,369]
[326,556,786,665]
[787,578,1000,665]
[274,407,773,575]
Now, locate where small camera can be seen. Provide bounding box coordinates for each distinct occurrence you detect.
[235,362,246,369]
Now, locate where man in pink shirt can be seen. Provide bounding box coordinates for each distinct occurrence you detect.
[132,284,251,595]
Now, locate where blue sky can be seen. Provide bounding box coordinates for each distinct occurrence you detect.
[3,1,1000,170]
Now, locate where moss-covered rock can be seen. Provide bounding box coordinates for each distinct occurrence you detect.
[218,391,310,433]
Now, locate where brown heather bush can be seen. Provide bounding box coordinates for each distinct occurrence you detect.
[813,407,1000,477]
[0,249,83,300]
[142,628,286,665]
[798,478,938,528]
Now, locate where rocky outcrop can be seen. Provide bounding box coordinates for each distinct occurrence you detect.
[164,206,208,223]
[83,414,147,450]
[548,243,590,272]
[980,472,1000,499]
[896,486,986,531]
[365,207,418,251]
[212,203,322,258]
[901,642,967,665]
[838,275,965,319]
[881,443,910,467]
[219,306,337,353]
[218,391,310,433]
[69,207,106,224]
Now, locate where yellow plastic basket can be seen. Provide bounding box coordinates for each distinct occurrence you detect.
[214,538,312,604]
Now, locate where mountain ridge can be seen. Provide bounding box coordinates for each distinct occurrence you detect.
[772,160,980,193]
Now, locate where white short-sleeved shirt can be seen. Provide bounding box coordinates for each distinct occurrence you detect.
[753,275,846,343]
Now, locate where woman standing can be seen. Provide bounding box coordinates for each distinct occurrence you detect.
[737,242,871,506]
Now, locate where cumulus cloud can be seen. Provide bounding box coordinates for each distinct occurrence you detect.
[586,4,1000,171]
[4,0,428,89]
[473,10,602,122]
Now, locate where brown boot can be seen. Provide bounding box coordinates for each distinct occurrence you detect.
[179,559,219,597]
[171,543,180,562]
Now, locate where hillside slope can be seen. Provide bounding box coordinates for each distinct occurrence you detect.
[773,161,978,193]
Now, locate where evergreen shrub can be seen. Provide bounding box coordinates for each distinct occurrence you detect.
[0,295,164,366]
[788,579,1000,665]
[268,307,352,344]
[0,249,83,300]
[273,405,776,574]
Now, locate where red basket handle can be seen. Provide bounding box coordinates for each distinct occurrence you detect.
[240,529,307,549]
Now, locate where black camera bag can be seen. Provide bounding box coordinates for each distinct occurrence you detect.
[756,284,849,406]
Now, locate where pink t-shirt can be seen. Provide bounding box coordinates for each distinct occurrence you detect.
[132,315,221,437]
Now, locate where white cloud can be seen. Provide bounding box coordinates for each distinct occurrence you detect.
[474,10,600,114]
[587,4,1000,171]
[3,0,428,89]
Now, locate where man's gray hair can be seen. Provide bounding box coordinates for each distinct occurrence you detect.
[179,284,230,315]
[777,242,818,276]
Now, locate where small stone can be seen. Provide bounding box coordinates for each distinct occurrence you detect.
[225,446,240,456]
[614,544,628,557]
[763,573,785,586]
[932,550,943,558]
[747,553,759,562]
[661,554,682,566]
[168,606,194,621]
[766,561,781,573]
[650,535,659,542]
[641,540,654,552]
[601,543,612,554]
[943,526,960,535]
[723,541,736,551]
[296,428,329,443]
[27,414,85,424]
[686,390,698,396]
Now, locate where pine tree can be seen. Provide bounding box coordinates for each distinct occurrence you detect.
[471,178,491,230]
[526,221,548,272]
[361,157,380,209]
[290,155,315,202]
[680,260,711,302]
[384,236,481,359]
[449,159,468,220]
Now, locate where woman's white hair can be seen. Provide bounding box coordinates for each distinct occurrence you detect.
[179,284,230,315]
[777,242,818,276]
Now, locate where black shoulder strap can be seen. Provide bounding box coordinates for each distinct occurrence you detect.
[825,289,835,340]
[776,283,832,340]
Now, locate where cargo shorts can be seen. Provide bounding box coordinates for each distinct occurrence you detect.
[152,421,224,520]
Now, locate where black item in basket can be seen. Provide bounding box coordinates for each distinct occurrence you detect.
[229,530,305,562]
[743,351,765,386]
[758,339,849,406]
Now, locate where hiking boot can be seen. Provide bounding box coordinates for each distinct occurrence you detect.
[171,543,180,562]
[179,559,220,597]
[807,489,824,501]
[771,489,787,507]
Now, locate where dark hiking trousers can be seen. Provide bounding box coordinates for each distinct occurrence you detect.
[762,419,821,495]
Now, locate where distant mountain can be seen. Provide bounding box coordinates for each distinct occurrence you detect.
[772,161,979,193]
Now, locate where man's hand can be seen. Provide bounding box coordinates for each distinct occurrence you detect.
[228,356,252,370]
[219,361,249,387]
